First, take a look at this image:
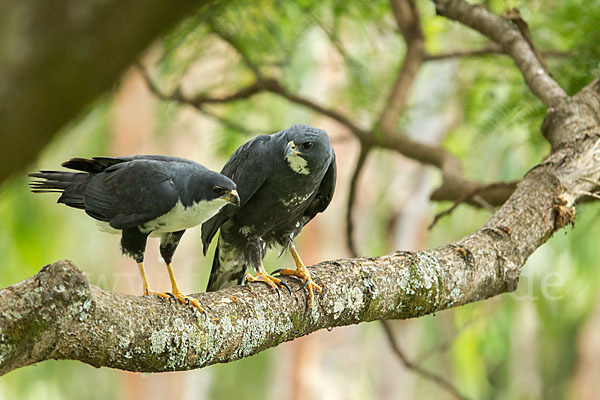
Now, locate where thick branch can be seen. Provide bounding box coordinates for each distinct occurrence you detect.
[0,0,216,184]
[2,79,599,375]
[434,0,567,107]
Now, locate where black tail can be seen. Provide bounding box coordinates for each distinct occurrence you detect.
[205,242,247,292]
[29,170,88,209]
[206,245,222,292]
[29,157,125,209]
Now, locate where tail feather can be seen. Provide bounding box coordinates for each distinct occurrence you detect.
[206,242,247,292]
[61,157,123,173]
[206,246,222,292]
[28,171,88,209]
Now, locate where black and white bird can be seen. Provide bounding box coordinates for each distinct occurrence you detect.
[30,155,240,314]
[202,124,336,307]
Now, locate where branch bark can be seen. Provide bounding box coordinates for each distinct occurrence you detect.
[2,78,599,376]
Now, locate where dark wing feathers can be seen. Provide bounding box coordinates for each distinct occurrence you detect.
[31,157,181,228]
[61,157,124,173]
[302,152,336,223]
[83,161,179,229]
[220,135,272,206]
[201,135,272,254]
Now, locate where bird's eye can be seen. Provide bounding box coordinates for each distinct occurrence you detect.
[302,142,313,150]
[212,186,224,195]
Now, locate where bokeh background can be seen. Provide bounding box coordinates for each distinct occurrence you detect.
[1,0,600,399]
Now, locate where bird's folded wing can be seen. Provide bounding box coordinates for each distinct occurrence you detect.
[201,135,272,254]
[83,160,179,229]
[303,152,337,223]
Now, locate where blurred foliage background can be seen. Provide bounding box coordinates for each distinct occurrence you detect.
[1,0,600,399]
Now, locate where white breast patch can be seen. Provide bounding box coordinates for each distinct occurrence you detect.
[143,198,229,236]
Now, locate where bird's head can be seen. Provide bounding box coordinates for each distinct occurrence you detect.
[189,171,240,207]
[283,124,333,175]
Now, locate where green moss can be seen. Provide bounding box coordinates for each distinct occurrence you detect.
[392,253,443,318]
[361,297,382,321]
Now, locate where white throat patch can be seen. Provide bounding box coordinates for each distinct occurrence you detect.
[285,153,310,175]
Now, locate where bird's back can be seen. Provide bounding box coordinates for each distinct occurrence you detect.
[30,156,209,227]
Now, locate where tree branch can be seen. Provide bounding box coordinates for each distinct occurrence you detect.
[376,0,425,133]
[433,0,567,107]
[142,68,514,206]
[2,78,599,376]
[429,181,519,229]
[381,321,467,399]
[346,146,371,257]
[423,47,571,61]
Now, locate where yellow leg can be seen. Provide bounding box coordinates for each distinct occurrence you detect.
[138,261,204,315]
[277,244,322,308]
[245,261,291,298]
[163,263,205,314]
[137,262,151,295]
[166,263,182,294]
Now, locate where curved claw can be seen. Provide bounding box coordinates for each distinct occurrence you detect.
[245,271,290,298]
[166,292,177,303]
[271,268,283,275]
[279,279,292,295]
[296,279,310,292]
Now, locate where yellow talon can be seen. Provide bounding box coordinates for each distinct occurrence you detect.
[277,244,322,308]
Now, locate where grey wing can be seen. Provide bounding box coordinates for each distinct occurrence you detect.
[62,155,197,173]
[201,135,272,254]
[303,152,337,223]
[83,160,179,229]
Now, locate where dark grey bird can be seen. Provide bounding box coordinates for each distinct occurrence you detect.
[30,155,240,314]
[201,124,336,307]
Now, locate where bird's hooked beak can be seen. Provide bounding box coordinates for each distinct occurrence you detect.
[223,189,241,207]
[285,141,300,158]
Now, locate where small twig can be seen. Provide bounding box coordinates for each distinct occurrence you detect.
[424,47,570,61]
[196,107,266,136]
[429,195,469,230]
[505,8,550,73]
[429,183,505,230]
[579,177,600,186]
[136,62,174,99]
[413,320,473,364]
[381,321,468,400]
[471,194,495,212]
[346,146,371,257]
[137,63,266,136]
[574,190,600,200]
[208,22,265,80]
